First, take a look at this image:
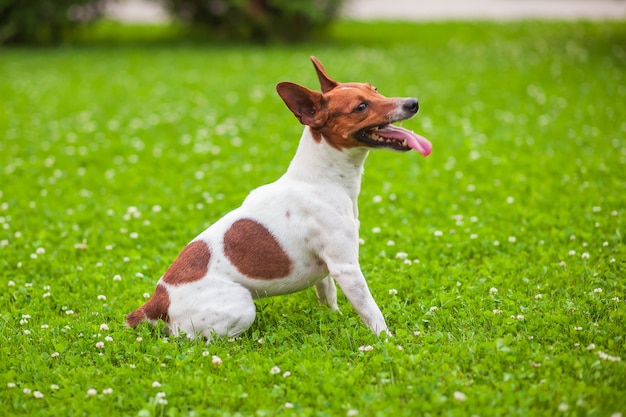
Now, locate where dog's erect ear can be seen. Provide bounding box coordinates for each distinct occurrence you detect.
[310,56,338,94]
[276,82,327,128]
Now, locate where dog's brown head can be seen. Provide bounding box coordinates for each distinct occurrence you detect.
[276,56,431,156]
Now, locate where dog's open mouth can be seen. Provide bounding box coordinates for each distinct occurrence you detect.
[358,123,432,156]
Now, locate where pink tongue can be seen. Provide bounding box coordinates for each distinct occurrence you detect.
[377,125,432,156]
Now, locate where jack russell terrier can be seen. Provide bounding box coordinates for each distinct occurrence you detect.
[127,56,432,340]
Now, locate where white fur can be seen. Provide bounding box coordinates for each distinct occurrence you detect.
[162,127,390,339]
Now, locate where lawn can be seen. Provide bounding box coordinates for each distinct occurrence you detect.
[1,20,625,417]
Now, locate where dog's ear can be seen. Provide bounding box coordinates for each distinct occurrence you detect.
[276,82,328,128]
[310,56,338,94]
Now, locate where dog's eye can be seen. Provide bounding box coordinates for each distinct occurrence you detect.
[354,102,368,113]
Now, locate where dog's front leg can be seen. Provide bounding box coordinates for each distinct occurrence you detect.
[315,276,339,311]
[329,264,390,336]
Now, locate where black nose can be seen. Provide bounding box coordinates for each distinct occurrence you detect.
[403,98,419,114]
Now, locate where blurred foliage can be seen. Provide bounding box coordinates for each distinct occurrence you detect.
[0,0,106,44]
[0,0,344,45]
[162,0,344,41]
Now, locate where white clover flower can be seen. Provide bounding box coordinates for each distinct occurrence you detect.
[96,342,105,349]
[388,289,398,295]
[212,355,223,367]
[50,384,59,390]
[284,402,294,409]
[581,252,590,259]
[87,388,97,396]
[282,371,291,378]
[152,381,162,388]
[103,388,113,395]
[358,345,374,352]
[270,366,281,375]
[395,252,408,260]
[597,351,622,362]
[430,306,438,312]
[434,230,443,237]
[453,391,467,402]
[33,391,44,399]
[489,287,498,295]
[100,323,109,331]
[593,288,603,293]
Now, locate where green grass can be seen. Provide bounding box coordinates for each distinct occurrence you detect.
[1,20,625,416]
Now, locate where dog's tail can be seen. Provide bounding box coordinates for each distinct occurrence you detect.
[126,306,147,327]
[126,283,171,327]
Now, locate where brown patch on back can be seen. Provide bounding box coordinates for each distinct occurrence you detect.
[126,284,170,327]
[162,240,211,285]
[223,219,293,279]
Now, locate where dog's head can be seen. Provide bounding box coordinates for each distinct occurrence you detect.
[276,56,431,156]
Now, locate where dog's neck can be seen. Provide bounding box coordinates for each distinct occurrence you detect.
[285,127,369,214]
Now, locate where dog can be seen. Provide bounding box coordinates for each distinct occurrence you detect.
[126,56,432,340]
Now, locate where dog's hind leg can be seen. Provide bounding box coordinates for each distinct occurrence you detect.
[315,276,339,311]
[168,280,256,341]
[204,282,256,340]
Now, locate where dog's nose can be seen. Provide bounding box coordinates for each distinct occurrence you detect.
[403,98,419,114]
